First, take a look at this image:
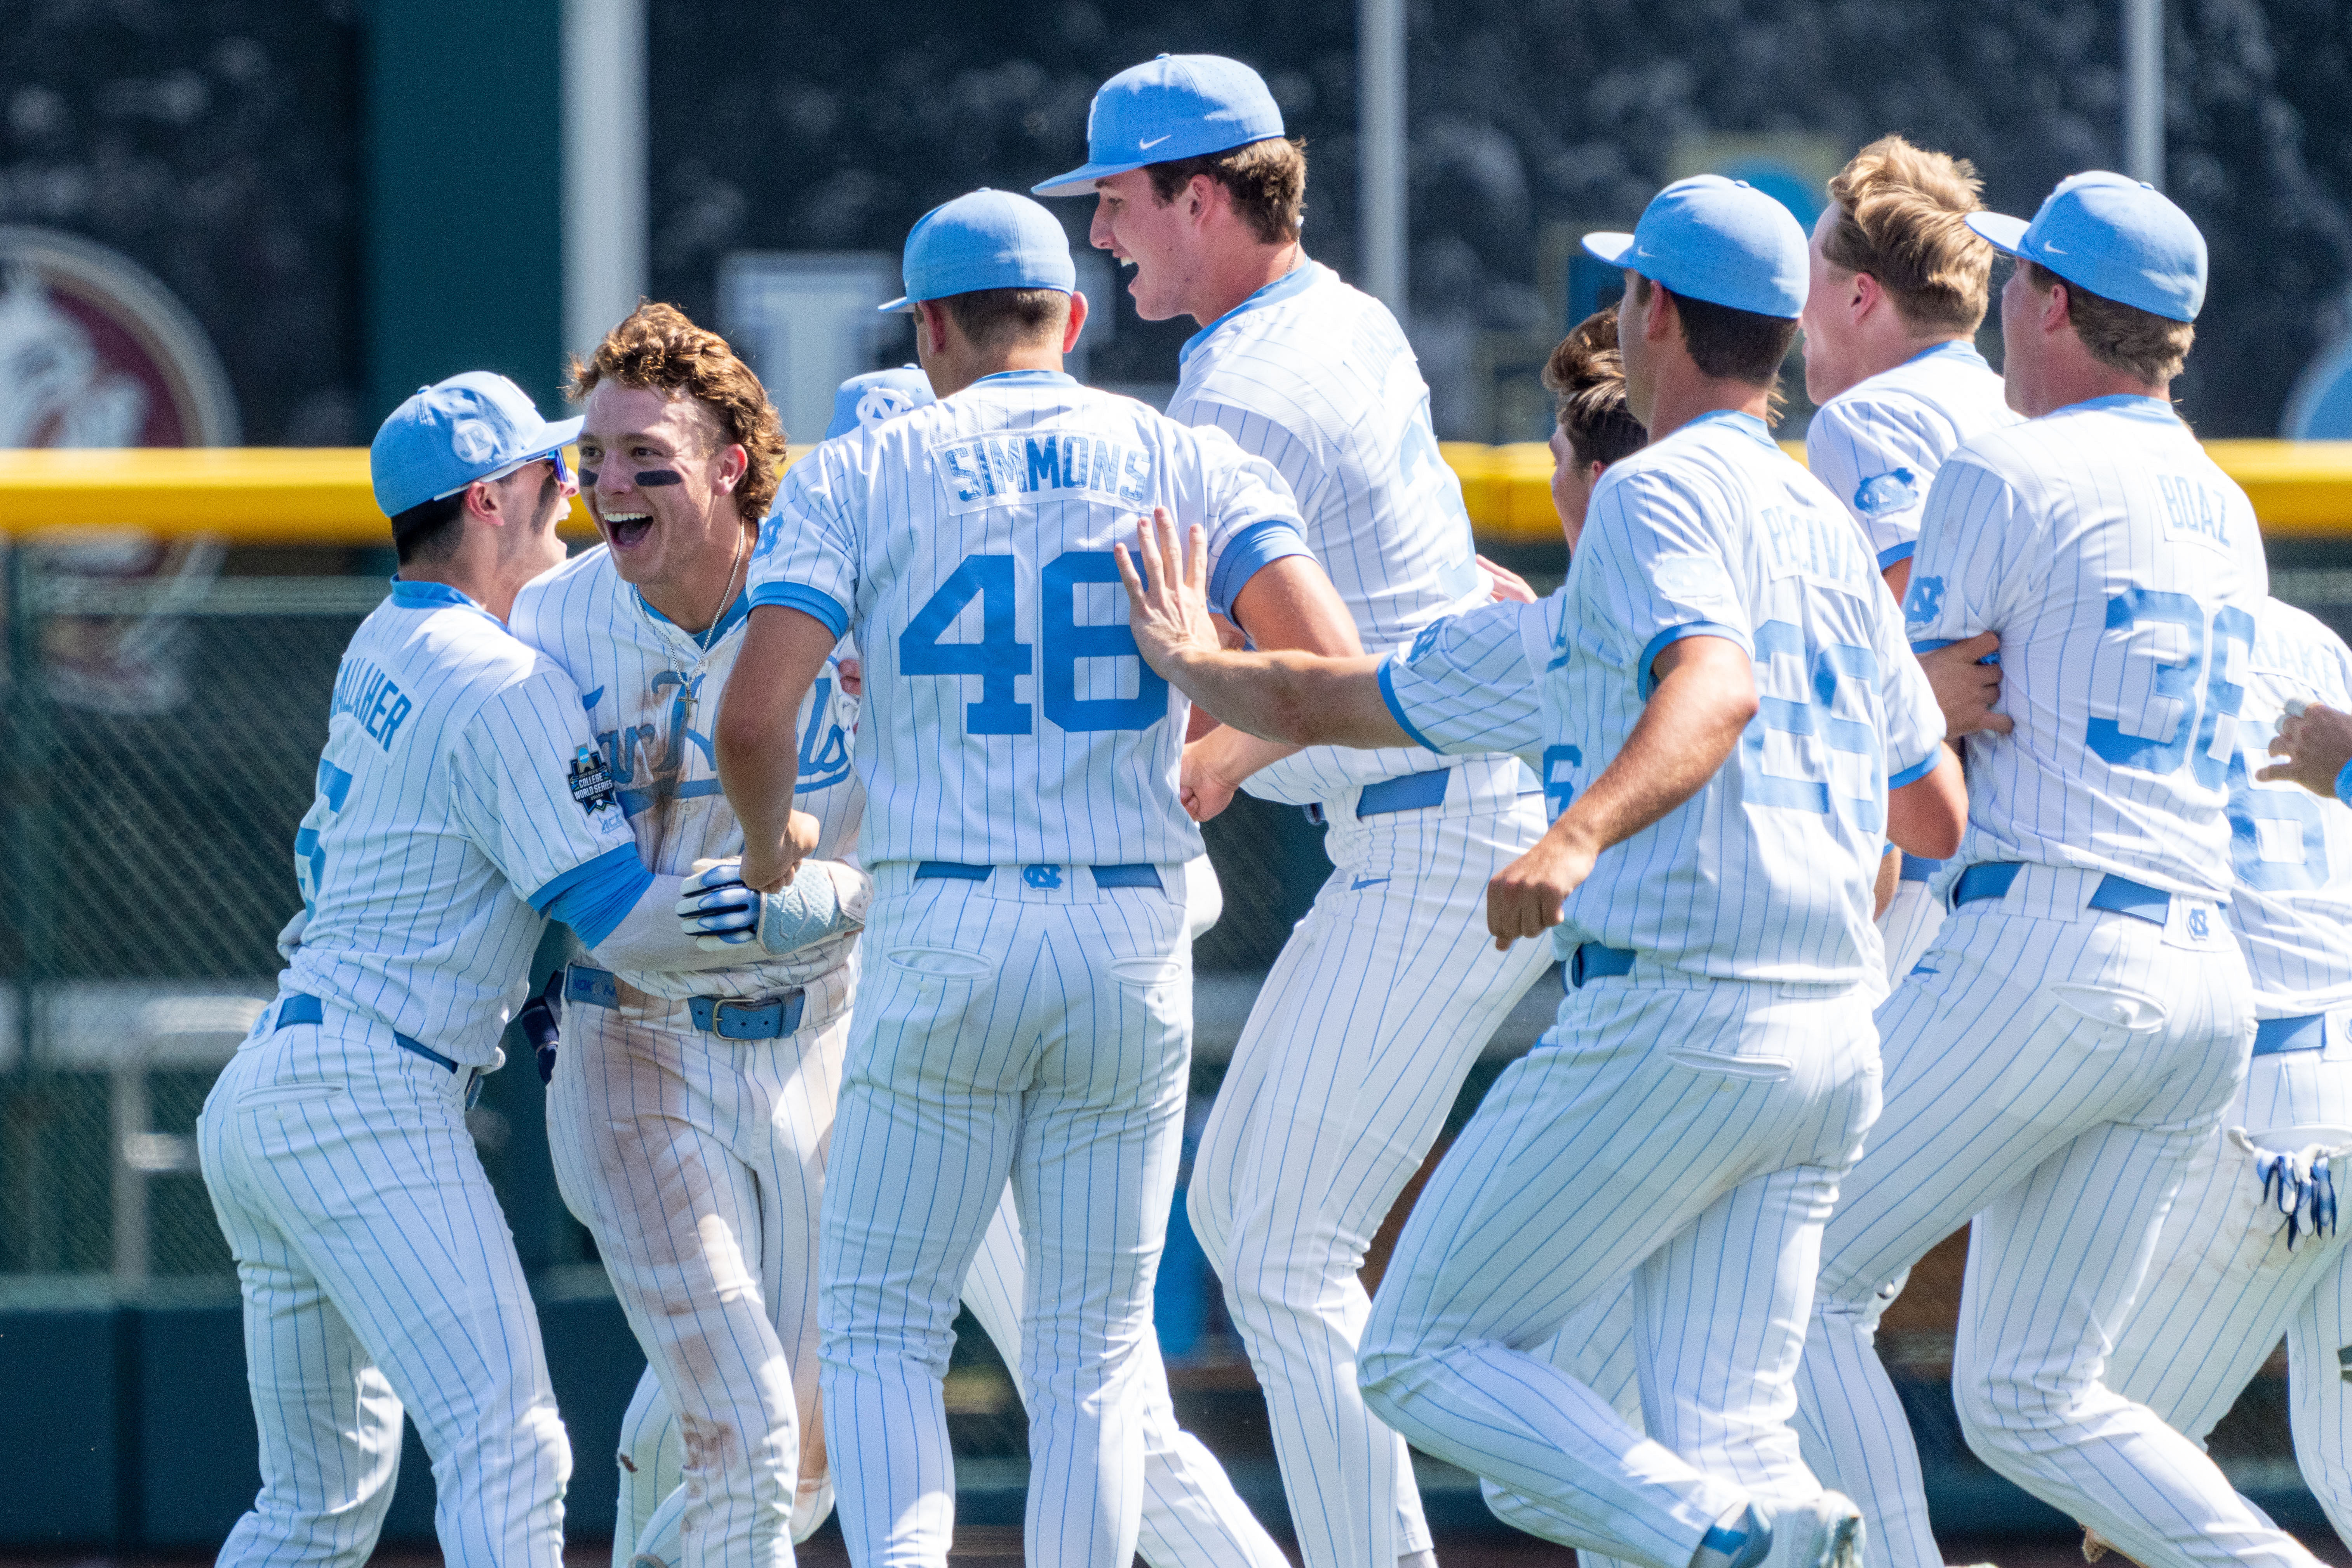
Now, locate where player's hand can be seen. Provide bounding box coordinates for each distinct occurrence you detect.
[1477,554,1538,604]
[1487,824,1598,949]
[741,810,822,894]
[1180,740,1242,822]
[1920,632,2009,737]
[1113,506,1219,678]
[2260,700,2352,798]
[836,657,862,697]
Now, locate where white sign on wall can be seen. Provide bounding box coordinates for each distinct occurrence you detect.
[719,252,898,449]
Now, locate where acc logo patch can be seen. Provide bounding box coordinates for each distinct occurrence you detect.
[1903,574,1946,626]
[1853,467,1921,517]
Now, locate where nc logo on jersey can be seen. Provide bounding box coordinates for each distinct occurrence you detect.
[1023,864,1063,889]
[1406,618,1453,664]
[1903,574,1946,627]
[1852,468,1921,518]
[1541,743,1583,821]
[855,385,921,432]
[2187,906,2210,940]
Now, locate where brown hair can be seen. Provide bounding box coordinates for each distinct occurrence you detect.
[569,302,787,525]
[1146,136,1307,245]
[2021,260,2194,383]
[940,287,1071,350]
[1542,307,1646,467]
[1821,136,1994,335]
[1629,274,1800,389]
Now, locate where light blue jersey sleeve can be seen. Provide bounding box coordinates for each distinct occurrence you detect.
[1195,425,1316,618]
[447,666,644,943]
[1580,466,1755,690]
[1807,396,1932,569]
[749,445,864,639]
[1902,456,2027,650]
[1377,599,1544,761]
[1873,590,1949,788]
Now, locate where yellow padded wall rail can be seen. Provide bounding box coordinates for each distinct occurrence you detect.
[3,441,2352,545]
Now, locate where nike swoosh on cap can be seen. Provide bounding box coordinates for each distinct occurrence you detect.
[1139,134,1172,149]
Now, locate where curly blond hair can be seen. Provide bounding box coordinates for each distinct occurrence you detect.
[569,302,786,525]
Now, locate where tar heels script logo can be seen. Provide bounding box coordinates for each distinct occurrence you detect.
[932,429,1154,516]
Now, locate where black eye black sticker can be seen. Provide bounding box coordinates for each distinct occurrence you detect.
[635,469,685,486]
[579,468,599,487]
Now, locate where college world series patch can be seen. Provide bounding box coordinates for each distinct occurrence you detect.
[569,745,618,813]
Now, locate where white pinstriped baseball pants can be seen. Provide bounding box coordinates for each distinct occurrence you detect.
[1188,761,1550,1568]
[819,864,1193,1568]
[547,975,853,1568]
[1793,874,2322,1568]
[198,1014,568,1568]
[2105,1022,2352,1548]
[612,1181,1286,1568]
[1358,974,1880,1566]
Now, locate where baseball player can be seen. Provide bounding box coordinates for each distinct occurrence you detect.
[1115,174,1967,1567]
[2092,596,2352,1549]
[198,373,751,1568]
[1034,59,1555,1568]
[1790,174,2318,1568]
[1800,136,2021,985]
[714,189,1358,1568]
[531,330,1290,1568]
[1542,306,1648,541]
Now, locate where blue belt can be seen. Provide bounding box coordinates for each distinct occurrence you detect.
[273,992,486,1109]
[1950,862,2175,926]
[1569,943,1638,988]
[2254,1014,2328,1056]
[1359,769,1450,816]
[1899,854,1943,884]
[913,861,1163,890]
[1304,768,1452,825]
[566,965,806,1041]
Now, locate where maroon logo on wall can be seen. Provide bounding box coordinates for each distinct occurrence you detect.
[0,226,240,714]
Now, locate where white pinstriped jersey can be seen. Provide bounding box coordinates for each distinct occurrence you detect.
[1169,259,1499,805]
[285,580,638,1063]
[1382,411,1945,984]
[748,367,1313,868]
[1805,341,2018,571]
[510,547,864,1000]
[2226,597,2352,1016]
[1904,395,2269,898]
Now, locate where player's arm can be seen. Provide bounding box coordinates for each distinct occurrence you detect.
[1118,508,1408,750]
[1485,636,1756,947]
[716,604,836,893]
[1886,748,1966,859]
[2260,700,2352,802]
[1182,555,1368,817]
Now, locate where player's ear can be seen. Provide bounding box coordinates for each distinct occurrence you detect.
[713,442,749,494]
[1060,292,1088,355]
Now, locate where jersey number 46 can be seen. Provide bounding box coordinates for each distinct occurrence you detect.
[900,551,1169,736]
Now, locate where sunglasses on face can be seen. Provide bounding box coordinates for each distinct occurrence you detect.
[435,447,572,500]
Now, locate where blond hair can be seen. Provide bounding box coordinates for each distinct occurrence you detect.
[1147,137,1307,246]
[570,303,787,526]
[1541,307,1645,467]
[2021,261,2195,384]
[1822,136,1993,335]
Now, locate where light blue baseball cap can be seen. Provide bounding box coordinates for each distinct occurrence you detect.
[1966,171,2207,323]
[825,365,937,439]
[1032,54,1285,198]
[370,371,582,518]
[1582,174,1810,319]
[881,188,1077,312]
